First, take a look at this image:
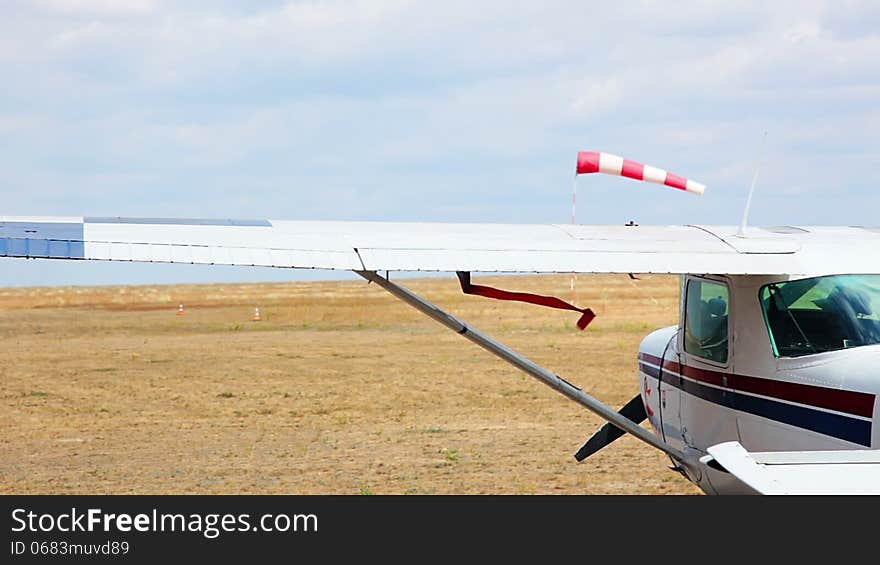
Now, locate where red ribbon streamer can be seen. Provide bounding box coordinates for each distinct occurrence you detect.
[456,272,595,330]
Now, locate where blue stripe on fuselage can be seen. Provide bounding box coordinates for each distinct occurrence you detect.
[639,361,872,447]
[639,362,660,380]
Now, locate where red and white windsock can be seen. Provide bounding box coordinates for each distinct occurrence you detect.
[576,151,706,195]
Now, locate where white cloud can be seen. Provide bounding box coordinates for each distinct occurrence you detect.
[785,21,823,43]
[572,78,622,118]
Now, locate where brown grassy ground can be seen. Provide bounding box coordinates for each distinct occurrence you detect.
[0,273,700,494]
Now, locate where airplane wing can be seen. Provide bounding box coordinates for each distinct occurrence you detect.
[705,442,880,495]
[2,216,880,276]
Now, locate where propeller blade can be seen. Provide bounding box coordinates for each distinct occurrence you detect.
[574,394,648,462]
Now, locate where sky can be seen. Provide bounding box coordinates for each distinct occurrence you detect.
[2,0,880,285]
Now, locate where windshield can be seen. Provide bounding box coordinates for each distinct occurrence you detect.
[760,275,880,357]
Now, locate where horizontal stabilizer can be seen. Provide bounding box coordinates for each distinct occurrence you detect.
[705,441,880,495]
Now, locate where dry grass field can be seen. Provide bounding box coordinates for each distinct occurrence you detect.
[0,273,700,495]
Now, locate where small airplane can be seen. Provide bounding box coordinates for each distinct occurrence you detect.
[3,150,880,494]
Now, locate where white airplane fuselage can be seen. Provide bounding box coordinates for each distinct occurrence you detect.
[638,274,880,494]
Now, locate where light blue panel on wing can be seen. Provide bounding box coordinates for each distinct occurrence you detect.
[48,239,85,259]
[26,238,49,257]
[0,222,85,259]
[7,238,30,256]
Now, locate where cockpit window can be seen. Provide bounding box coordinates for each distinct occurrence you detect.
[684,279,729,364]
[760,275,880,357]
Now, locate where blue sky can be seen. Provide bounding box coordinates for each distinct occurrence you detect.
[2,0,880,285]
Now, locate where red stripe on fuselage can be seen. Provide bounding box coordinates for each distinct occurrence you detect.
[639,352,665,367]
[637,352,874,418]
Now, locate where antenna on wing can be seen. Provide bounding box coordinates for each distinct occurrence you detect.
[737,131,768,237]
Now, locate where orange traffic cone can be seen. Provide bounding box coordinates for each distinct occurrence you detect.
[177,304,185,316]
[252,307,262,322]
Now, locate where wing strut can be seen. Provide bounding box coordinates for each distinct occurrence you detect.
[355,270,684,462]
